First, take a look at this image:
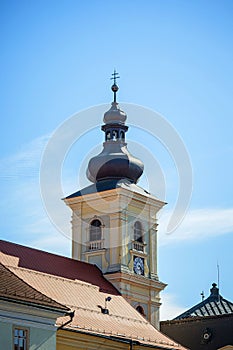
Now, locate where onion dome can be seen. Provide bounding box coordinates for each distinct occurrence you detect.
[86,71,144,184]
[103,102,127,124]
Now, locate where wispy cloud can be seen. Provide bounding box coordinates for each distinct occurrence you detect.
[158,208,233,246]
[160,292,186,321]
[0,135,49,180]
[1,134,233,257]
[30,231,71,256]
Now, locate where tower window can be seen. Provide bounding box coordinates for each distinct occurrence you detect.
[112,130,118,140]
[90,219,102,241]
[133,221,144,252]
[89,219,103,250]
[134,221,143,243]
[106,131,111,141]
[136,305,146,316]
[120,131,125,140]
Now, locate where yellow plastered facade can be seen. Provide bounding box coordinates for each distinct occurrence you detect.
[57,329,169,350]
[65,186,166,329]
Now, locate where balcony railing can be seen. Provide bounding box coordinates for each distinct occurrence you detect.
[88,240,104,251]
[133,241,145,252]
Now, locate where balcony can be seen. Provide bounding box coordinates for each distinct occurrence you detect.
[88,240,104,251]
[133,241,145,252]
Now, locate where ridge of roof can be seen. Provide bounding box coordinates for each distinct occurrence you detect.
[0,262,68,312]
[0,239,119,295]
[174,283,233,320]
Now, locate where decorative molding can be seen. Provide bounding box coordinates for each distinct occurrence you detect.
[144,259,149,278]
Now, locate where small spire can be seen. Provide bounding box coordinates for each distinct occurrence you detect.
[210,282,219,300]
[111,69,120,103]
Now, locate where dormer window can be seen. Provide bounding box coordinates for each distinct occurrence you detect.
[89,219,103,250]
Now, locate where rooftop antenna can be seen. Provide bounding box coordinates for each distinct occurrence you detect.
[217,261,220,289]
[97,296,112,314]
[105,296,112,309]
[217,261,220,301]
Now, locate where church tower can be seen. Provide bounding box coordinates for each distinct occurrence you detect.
[64,72,166,329]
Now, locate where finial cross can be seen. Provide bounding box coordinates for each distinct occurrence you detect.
[110,69,120,102]
[111,69,120,85]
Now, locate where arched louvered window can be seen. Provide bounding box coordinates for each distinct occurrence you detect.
[106,131,111,141]
[112,130,118,140]
[134,221,143,243]
[136,305,145,316]
[90,219,102,241]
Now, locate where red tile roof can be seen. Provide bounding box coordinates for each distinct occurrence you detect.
[0,240,186,349]
[6,264,185,349]
[0,240,119,295]
[0,262,68,312]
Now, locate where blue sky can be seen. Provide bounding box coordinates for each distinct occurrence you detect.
[1,1,233,319]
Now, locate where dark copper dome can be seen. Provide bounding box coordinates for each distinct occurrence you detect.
[87,142,144,183]
[86,73,144,184]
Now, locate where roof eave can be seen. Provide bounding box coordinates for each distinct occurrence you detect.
[0,295,69,315]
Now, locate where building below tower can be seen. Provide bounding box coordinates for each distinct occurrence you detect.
[161,283,233,349]
[0,239,186,350]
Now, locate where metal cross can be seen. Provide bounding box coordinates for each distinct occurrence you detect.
[111,69,120,85]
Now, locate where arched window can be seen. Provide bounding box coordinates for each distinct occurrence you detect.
[112,130,118,141]
[90,219,101,241]
[136,305,145,316]
[106,131,111,141]
[134,221,143,243]
[120,131,125,140]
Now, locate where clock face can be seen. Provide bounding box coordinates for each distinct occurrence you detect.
[134,257,144,275]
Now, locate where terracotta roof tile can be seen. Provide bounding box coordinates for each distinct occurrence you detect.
[0,240,186,349]
[0,240,119,295]
[60,308,184,348]
[5,265,185,349]
[0,262,68,312]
